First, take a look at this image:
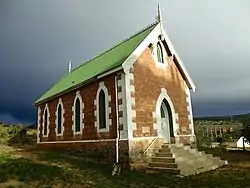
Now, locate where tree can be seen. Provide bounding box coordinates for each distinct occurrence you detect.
[215,136,224,146]
[240,117,250,151]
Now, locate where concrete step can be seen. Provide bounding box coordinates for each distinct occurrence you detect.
[171,150,197,159]
[177,153,226,175]
[189,149,205,155]
[148,143,228,176]
[173,148,205,159]
[147,166,181,174]
[168,144,186,150]
[155,152,173,157]
[178,154,226,176]
[159,148,171,153]
[162,145,170,149]
[149,162,178,168]
[151,157,175,163]
[175,154,203,163]
[162,143,183,149]
[195,163,221,174]
[178,156,218,176]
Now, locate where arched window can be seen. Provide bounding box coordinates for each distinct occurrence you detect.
[44,109,48,136]
[74,98,81,133]
[157,42,164,64]
[96,82,109,132]
[72,91,83,134]
[99,89,106,129]
[57,104,62,134]
[56,99,64,135]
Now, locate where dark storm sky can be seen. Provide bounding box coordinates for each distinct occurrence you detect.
[1,0,250,124]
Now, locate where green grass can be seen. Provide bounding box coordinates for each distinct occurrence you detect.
[1,146,250,188]
[0,154,11,163]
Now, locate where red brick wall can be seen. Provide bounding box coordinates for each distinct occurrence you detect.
[38,140,129,165]
[38,72,122,142]
[132,47,190,137]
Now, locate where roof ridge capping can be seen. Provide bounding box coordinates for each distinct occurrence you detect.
[70,21,159,73]
[127,20,159,40]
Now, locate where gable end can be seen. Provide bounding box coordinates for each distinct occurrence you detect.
[122,22,196,92]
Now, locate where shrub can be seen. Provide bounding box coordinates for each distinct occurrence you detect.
[215,136,224,144]
[242,123,250,144]
[0,125,9,144]
[0,124,36,145]
[197,135,213,148]
[7,125,28,144]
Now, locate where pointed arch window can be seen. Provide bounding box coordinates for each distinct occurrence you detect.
[72,91,83,134]
[96,82,109,132]
[57,104,62,134]
[99,89,107,129]
[55,98,65,136]
[157,42,164,64]
[74,98,81,133]
[44,109,48,136]
[43,104,50,137]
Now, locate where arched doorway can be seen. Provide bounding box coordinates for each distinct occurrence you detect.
[155,88,178,143]
[159,99,174,143]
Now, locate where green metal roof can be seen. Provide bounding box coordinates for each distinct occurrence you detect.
[35,22,158,105]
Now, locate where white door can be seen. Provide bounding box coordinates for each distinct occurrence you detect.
[160,102,170,143]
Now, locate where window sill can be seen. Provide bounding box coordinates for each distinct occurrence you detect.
[156,61,168,69]
[152,54,168,70]
[97,128,109,133]
[73,131,82,135]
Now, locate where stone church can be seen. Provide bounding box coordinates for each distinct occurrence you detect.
[35,5,227,176]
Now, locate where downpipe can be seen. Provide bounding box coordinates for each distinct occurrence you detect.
[112,75,121,176]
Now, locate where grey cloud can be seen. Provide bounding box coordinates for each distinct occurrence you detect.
[0,0,250,124]
[0,113,21,125]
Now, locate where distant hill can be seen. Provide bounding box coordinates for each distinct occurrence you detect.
[26,124,37,129]
[194,113,250,125]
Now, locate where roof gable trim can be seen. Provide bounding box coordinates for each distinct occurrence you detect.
[161,28,196,92]
[122,23,161,74]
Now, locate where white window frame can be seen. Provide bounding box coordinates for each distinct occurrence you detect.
[96,81,110,132]
[150,39,168,69]
[42,103,50,137]
[55,98,65,136]
[72,91,84,135]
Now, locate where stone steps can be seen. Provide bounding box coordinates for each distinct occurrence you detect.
[148,143,228,176]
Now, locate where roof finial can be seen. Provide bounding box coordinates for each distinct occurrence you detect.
[157,2,162,23]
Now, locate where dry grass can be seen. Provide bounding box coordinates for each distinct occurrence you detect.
[1,145,250,188]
